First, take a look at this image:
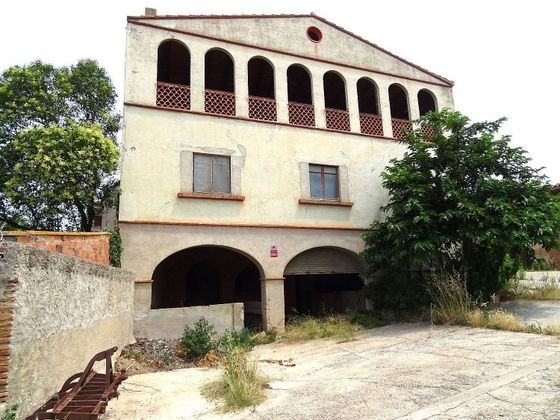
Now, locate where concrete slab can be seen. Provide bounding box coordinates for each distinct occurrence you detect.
[498,300,560,328]
[105,324,560,419]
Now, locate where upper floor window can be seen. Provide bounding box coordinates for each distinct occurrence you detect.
[418,89,437,116]
[156,40,191,110]
[388,84,409,120]
[323,71,349,131]
[204,49,235,115]
[193,153,231,194]
[248,57,277,121]
[157,40,190,85]
[287,64,315,127]
[309,164,339,200]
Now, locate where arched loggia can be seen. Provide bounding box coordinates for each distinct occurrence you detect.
[156,40,191,110]
[152,246,263,328]
[287,64,315,127]
[248,56,277,121]
[323,71,350,131]
[283,247,365,318]
[204,49,235,116]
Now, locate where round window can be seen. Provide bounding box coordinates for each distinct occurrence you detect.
[306,26,323,43]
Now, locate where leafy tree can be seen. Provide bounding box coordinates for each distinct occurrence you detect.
[0,60,121,230]
[362,110,560,299]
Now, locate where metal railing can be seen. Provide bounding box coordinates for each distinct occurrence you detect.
[359,113,384,137]
[156,81,191,110]
[248,96,277,121]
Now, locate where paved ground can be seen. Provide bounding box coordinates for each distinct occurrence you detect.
[498,300,560,328]
[105,324,560,419]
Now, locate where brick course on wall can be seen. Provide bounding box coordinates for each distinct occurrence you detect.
[4,231,110,265]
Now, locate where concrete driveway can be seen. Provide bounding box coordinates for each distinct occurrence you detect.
[105,324,560,419]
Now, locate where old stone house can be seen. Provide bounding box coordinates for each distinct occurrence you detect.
[119,11,455,333]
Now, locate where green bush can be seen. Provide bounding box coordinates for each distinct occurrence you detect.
[365,271,430,313]
[180,317,217,359]
[217,328,256,353]
[107,227,122,267]
[346,309,384,329]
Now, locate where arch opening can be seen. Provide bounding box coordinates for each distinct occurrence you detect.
[283,247,365,318]
[389,84,409,120]
[152,246,263,328]
[248,57,277,121]
[357,78,379,115]
[248,57,275,99]
[323,71,349,131]
[287,64,312,104]
[156,40,191,110]
[418,89,437,116]
[357,78,383,136]
[204,49,235,116]
[389,84,411,139]
[323,71,347,111]
[157,40,190,85]
[287,64,315,127]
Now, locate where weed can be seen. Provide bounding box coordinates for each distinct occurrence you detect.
[346,309,385,329]
[428,271,560,337]
[251,329,277,345]
[283,315,359,343]
[484,309,526,332]
[217,328,256,353]
[203,347,267,411]
[180,317,217,360]
[0,405,17,420]
[501,276,560,301]
[429,271,474,325]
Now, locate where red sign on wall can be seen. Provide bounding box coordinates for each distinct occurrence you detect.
[270,245,278,258]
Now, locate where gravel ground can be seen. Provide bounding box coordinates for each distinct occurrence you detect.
[105,323,560,419]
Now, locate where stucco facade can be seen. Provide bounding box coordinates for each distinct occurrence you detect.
[120,12,454,331]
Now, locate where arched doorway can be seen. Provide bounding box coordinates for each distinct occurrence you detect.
[152,246,263,328]
[283,247,365,318]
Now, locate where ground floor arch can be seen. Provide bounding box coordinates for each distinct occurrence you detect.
[151,246,263,328]
[283,247,366,318]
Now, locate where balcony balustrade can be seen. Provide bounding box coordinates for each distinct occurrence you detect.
[204,89,236,116]
[391,118,413,140]
[156,81,191,110]
[359,113,384,137]
[248,96,277,121]
[325,108,350,132]
[288,102,316,127]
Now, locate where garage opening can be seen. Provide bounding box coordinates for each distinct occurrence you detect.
[284,247,365,318]
[151,246,263,328]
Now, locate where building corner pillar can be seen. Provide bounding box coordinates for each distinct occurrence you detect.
[261,277,285,331]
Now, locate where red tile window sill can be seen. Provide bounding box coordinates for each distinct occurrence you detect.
[298,198,353,207]
[177,192,245,201]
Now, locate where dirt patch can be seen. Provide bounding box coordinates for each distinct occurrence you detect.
[115,339,196,375]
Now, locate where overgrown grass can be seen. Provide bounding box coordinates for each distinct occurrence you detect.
[282,315,359,343]
[429,271,560,337]
[203,347,267,412]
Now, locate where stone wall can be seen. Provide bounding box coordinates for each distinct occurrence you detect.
[0,242,134,417]
[4,231,110,265]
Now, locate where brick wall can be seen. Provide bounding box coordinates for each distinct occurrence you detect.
[4,232,110,265]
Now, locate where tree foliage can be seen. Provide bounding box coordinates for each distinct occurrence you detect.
[362,110,560,299]
[0,60,121,231]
